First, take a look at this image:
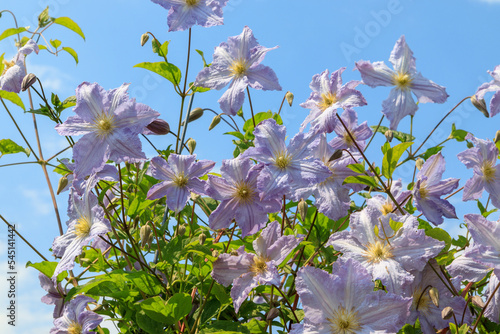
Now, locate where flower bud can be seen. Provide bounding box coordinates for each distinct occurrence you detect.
[199,233,207,245]
[384,130,394,143]
[146,119,170,135]
[230,249,239,256]
[177,225,186,237]
[416,158,424,170]
[56,175,69,195]
[212,250,219,258]
[428,287,439,307]
[298,199,308,221]
[187,138,196,154]
[187,108,204,123]
[190,192,201,202]
[266,307,280,321]
[140,33,149,47]
[494,130,500,144]
[21,73,37,91]
[140,224,153,248]
[471,95,489,118]
[471,295,485,308]
[441,306,454,320]
[236,108,244,118]
[209,114,221,131]
[285,91,294,107]
[328,149,343,162]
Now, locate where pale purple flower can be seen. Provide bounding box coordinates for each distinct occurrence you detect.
[408,260,470,334]
[329,108,372,152]
[212,221,301,312]
[55,82,159,179]
[413,153,459,226]
[147,154,214,213]
[39,273,67,318]
[300,68,366,133]
[327,214,444,295]
[367,179,410,217]
[0,39,39,92]
[242,119,331,201]
[58,158,118,195]
[52,187,111,282]
[475,65,500,117]
[458,134,500,208]
[51,295,102,334]
[195,26,281,116]
[356,35,448,130]
[151,0,228,32]
[294,258,411,334]
[206,157,281,237]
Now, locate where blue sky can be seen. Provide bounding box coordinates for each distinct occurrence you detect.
[1,0,500,332]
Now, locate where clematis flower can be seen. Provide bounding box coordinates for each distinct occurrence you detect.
[242,119,331,201]
[146,154,214,213]
[408,259,470,334]
[52,187,111,282]
[195,26,281,116]
[300,68,366,133]
[151,0,228,32]
[55,82,159,179]
[413,152,459,226]
[457,134,500,208]
[39,273,67,318]
[475,65,500,117]
[329,108,372,152]
[327,214,444,295]
[356,35,448,130]
[293,258,411,334]
[212,221,302,312]
[206,157,281,237]
[0,39,39,93]
[367,179,410,217]
[50,295,102,334]
[58,158,118,195]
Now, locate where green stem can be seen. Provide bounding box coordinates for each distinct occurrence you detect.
[175,28,193,153]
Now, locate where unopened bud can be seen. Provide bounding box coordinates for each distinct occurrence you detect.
[266,307,280,321]
[236,108,244,118]
[140,224,153,248]
[21,73,37,91]
[298,199,308,221]
[429,287,439,307]
[177,225,186,237]
[416,158,424,171]
[471,295,485,308]
[441,306,454,320]
[285,91,294,107]
[187,138,196,154]
[230,249,239,256]
[187,108,204,123]
[56,175,69,195]
[209,115,221,131]
[329,149,343,162]
[471,95,489,118]
[199,233,206,245]
[146,119,170,135]
[384,130,394,143]
[140,33,149,47]
[190,192,201,202]
[494,130,500,144]
[212,250,219,258]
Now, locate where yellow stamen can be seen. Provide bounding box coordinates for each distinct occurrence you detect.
[234,181,255,204]
[412,287,432,314]
[92,112,116,138]
[318,92,338,111]
[67,321,83,334]
[173,172,189,187]
[364,241,393,264]
[185,0,200,6]
[418,185,428,200]
[380,203,393,216]
[2,59,16,75]
[274,150,292,170]
[249,256,268,275]
[482,161,496,182]
[327,306,362,334]
[229,58,249,77]
[74,216,91,238]
[392,71,413,90]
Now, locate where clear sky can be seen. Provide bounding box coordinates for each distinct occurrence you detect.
[1,0,500,332]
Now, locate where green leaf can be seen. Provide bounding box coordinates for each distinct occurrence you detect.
[382,142,413,179]
[38,7,53,28]
[389,218,404,232]
[242,111,282,135]
[371,125,415,142]
[420,146,443,160]
[125,271,162,296]
[0,27,27,42]
[26,261,58,278]
[53,17,85,40]
[164,293,192,323]
[343,175,379,189]
[61,47,78,64]
[127,196,140,216]
[224,131,245,140]
[346,163,365,174]
[449,123,468,142]
[0,90,25,110]
[134,61,181,87]
[135,310,164,334]
[195,49,209,67]
[212,282,231,305]
[0,139,29,157]
[190,82,210,93]
[50,39,61,49]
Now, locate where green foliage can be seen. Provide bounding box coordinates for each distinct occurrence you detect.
[0,139,29,157]
[449,123,468,142]
[371,125,415,142]
[0,90,25,110]
[382,142,413,179]
[134,61,182,87]
[53,17,85,40]
[61,46,78,64]
[0,27,27,42]
[344,175,379,189]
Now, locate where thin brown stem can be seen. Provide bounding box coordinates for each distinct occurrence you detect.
[364,114,384,152]
[0,214,48,261]
[246,87,256,128]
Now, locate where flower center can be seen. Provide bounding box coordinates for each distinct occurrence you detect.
[1,59,16,75]
[343,133,356,147]
[185,0,200,6]
[173,172,189,187]
[234,181,255,204]
[250,256,268,275]
[229,58,249,77]
[318,92,338,111]
[482,161,496,182]
[274,150,293,170]
[74,216,91,238]
[67,321,83,334]
[327,306,362,334]
[412,287,432,314]
[393,71,413,90]
[418,185,428,200]
[364,241,393,263]
[93,112,116,138]
[380,203,393,216]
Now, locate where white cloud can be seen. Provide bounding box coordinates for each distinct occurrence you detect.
[29,64,75,94]
[19,188,52,216]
